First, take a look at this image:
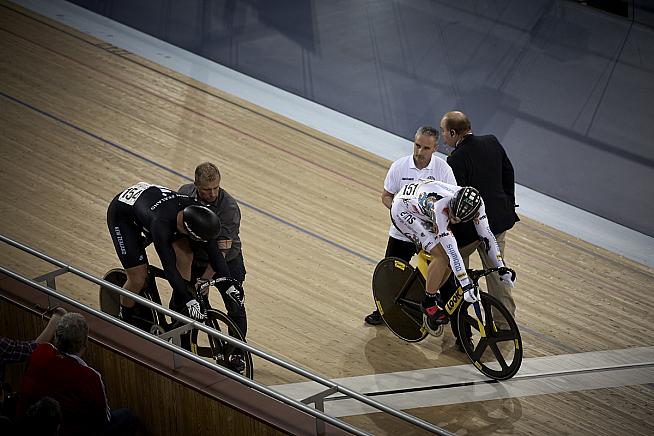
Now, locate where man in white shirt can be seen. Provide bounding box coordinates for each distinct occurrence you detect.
[365,126,457,325]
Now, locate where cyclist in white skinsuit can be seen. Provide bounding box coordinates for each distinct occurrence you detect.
[390,180,516,330]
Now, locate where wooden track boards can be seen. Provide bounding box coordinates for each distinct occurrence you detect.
[1,2,652,434]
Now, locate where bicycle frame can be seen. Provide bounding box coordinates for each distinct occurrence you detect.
[372,251,522,380]
[391,259,425,314]
[415,251,486,336]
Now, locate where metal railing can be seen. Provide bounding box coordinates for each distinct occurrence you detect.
[0,234,452,436]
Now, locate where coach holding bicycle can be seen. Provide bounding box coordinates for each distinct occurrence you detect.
[365,126,457,326]
[179,162,248,373]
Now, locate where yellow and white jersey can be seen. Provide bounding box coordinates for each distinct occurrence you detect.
[390,180,504,288]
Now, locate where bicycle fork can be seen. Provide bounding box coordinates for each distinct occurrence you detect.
[444,286,487,337]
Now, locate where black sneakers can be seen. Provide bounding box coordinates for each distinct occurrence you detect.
[364,310,384,326]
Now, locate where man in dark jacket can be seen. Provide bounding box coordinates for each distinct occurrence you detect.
[440,111,518,316]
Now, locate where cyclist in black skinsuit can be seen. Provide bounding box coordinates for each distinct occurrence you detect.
[107,182,229,323]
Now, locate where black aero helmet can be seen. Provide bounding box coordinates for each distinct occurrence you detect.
[449,187,482,222]
[182,205,221,242]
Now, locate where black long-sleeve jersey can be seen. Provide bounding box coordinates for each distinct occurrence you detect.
[111,182,229,304]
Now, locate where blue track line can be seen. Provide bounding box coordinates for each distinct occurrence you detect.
[0,90,378,265]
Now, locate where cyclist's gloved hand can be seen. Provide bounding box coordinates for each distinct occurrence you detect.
[214,277,245,307]
[186,299,206,320]
[462,283,479,303]
[498,267,516,288]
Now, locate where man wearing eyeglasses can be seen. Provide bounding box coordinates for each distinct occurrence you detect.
[365,126,457,326]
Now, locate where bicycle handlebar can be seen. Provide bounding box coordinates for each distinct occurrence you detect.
[467,266,515,283]
[147,265,236,295]
[196,276,239,292]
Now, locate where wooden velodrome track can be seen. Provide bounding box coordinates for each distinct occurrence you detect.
[1,2,653,434]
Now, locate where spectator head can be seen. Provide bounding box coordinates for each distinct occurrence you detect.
[25,397,62,436]
[194,162,221,204]
[54,313,88,355]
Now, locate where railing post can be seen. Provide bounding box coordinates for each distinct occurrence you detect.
[33,266,69,290]
[301,386,339,435]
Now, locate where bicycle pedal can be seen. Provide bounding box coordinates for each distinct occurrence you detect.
[428,324,444,337]
[422,313,445,336]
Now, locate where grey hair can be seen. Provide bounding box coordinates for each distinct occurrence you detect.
[415,125,439,140]
[54,313,88,355]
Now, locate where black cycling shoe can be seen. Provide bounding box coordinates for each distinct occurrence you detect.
[229,354,246,374]
[120,304,154,332]
[455,336,474,353]
[119,305,139,328]
[422,304,449,331]
[364,310,384,326]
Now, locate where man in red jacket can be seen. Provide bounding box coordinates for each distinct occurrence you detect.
[17,313,136,436]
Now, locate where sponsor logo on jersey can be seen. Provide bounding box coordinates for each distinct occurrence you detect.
[446,243,463,273]
[401,177,414,181]
[150,194,177,211]
[399,211,415,224]
[114,226,126,255]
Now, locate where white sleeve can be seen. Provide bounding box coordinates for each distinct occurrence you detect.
[383,161,401,194]
[472,202,505,269]
[434,198,471,288]
[443,164,457,185]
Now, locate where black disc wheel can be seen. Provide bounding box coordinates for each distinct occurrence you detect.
[372,257,428,342]
[457,293,522,380]
[99,268,157,332]
[100,268,127,316]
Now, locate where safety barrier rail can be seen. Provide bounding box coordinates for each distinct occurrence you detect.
[0,234,451,436]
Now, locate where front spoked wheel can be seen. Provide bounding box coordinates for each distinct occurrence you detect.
[457,293,522,380]
[190,309,254,379]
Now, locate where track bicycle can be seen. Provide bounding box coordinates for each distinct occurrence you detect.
[99,265,254,379]
[372,251,522,380]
